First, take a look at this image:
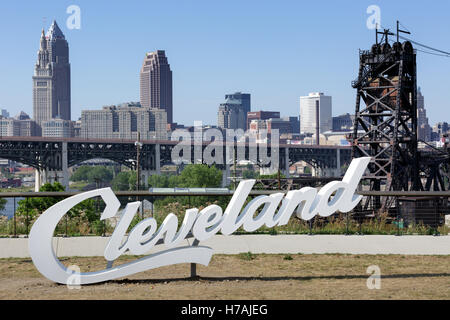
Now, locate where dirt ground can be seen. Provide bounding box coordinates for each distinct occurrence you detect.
[0,254,448,300]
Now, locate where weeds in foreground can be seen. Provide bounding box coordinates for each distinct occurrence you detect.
[0,202,448,236]
[239,251,256,261]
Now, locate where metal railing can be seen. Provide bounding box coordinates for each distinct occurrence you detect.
[0,189,448,237]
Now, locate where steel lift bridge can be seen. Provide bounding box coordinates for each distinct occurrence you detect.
[351,21,450,215]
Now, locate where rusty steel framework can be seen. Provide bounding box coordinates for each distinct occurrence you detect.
[418,141,450,191]
[351,26,450,213]
[253,177,336,191]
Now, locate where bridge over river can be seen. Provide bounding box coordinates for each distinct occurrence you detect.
[0,137,351,191]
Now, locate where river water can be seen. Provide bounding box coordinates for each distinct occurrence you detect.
[1,197,24,219]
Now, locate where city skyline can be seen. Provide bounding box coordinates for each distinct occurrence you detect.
[0,1,449,127]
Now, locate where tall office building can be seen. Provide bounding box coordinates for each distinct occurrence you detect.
[32,21,71,136]
[417,87,431,142]
[225,92,251,126]
[280,116,300,134]
[217,97,246,130]
[299,92,332,135]
[140,50,173,124]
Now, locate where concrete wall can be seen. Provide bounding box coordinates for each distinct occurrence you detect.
[1,235,449,258]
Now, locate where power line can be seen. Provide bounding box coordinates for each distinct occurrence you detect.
[416,48,450,58]
[399,22,412,34]
[398,35,450,56]
[379,22,450,57]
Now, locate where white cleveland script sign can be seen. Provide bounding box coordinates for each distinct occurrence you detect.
[29,157,371,284]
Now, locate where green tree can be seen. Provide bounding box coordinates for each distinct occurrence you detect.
[168,175,181,187]
[242,170,259,179]
[87,166,113,185]
[178,164,222,188]
[128,171,137,190]
[16,182,96,222]
[70,166,91,182]
[0,198,6,213]
[111,171,130,191]
[148,165,222,189]
[71,166,114,184]
[73,198,97,222]
[16,182,65,219]
[148,174,171,188]
[111,171,138,191]
[148,165,226,210]
[259,172,286,179]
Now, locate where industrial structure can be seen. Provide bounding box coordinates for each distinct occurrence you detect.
[351,22,450,221]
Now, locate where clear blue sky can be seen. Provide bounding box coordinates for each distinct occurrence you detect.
[0,0,449,126]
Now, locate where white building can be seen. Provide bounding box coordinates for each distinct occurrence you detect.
[299,92,332,136]
[42,118,73,138]
[0,118,19,136]
[81,103,168,140]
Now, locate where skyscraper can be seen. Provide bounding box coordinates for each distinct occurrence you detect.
[225,92,251,127]
[217,93,251,131]
[417,87,431,142]
[299,92,332,135]
[32,21,71,136]
[217,97,247,130]
[140,50,173,124]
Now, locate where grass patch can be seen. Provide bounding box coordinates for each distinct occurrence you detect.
[0,254,448,300]
[239,251,256,261]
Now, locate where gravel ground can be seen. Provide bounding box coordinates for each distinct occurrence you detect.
[0,254,448,300]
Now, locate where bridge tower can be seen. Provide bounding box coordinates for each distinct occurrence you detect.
[351,27,421,211]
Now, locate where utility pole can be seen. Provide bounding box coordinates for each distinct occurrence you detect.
[135,132,143,219]
[233,146,237,190]
[135,132,143,191]
[277,168,281,190]
[315,100,320,145]
[396,20,411,43]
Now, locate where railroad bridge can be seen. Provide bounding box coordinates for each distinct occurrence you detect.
[0,137,351,191]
